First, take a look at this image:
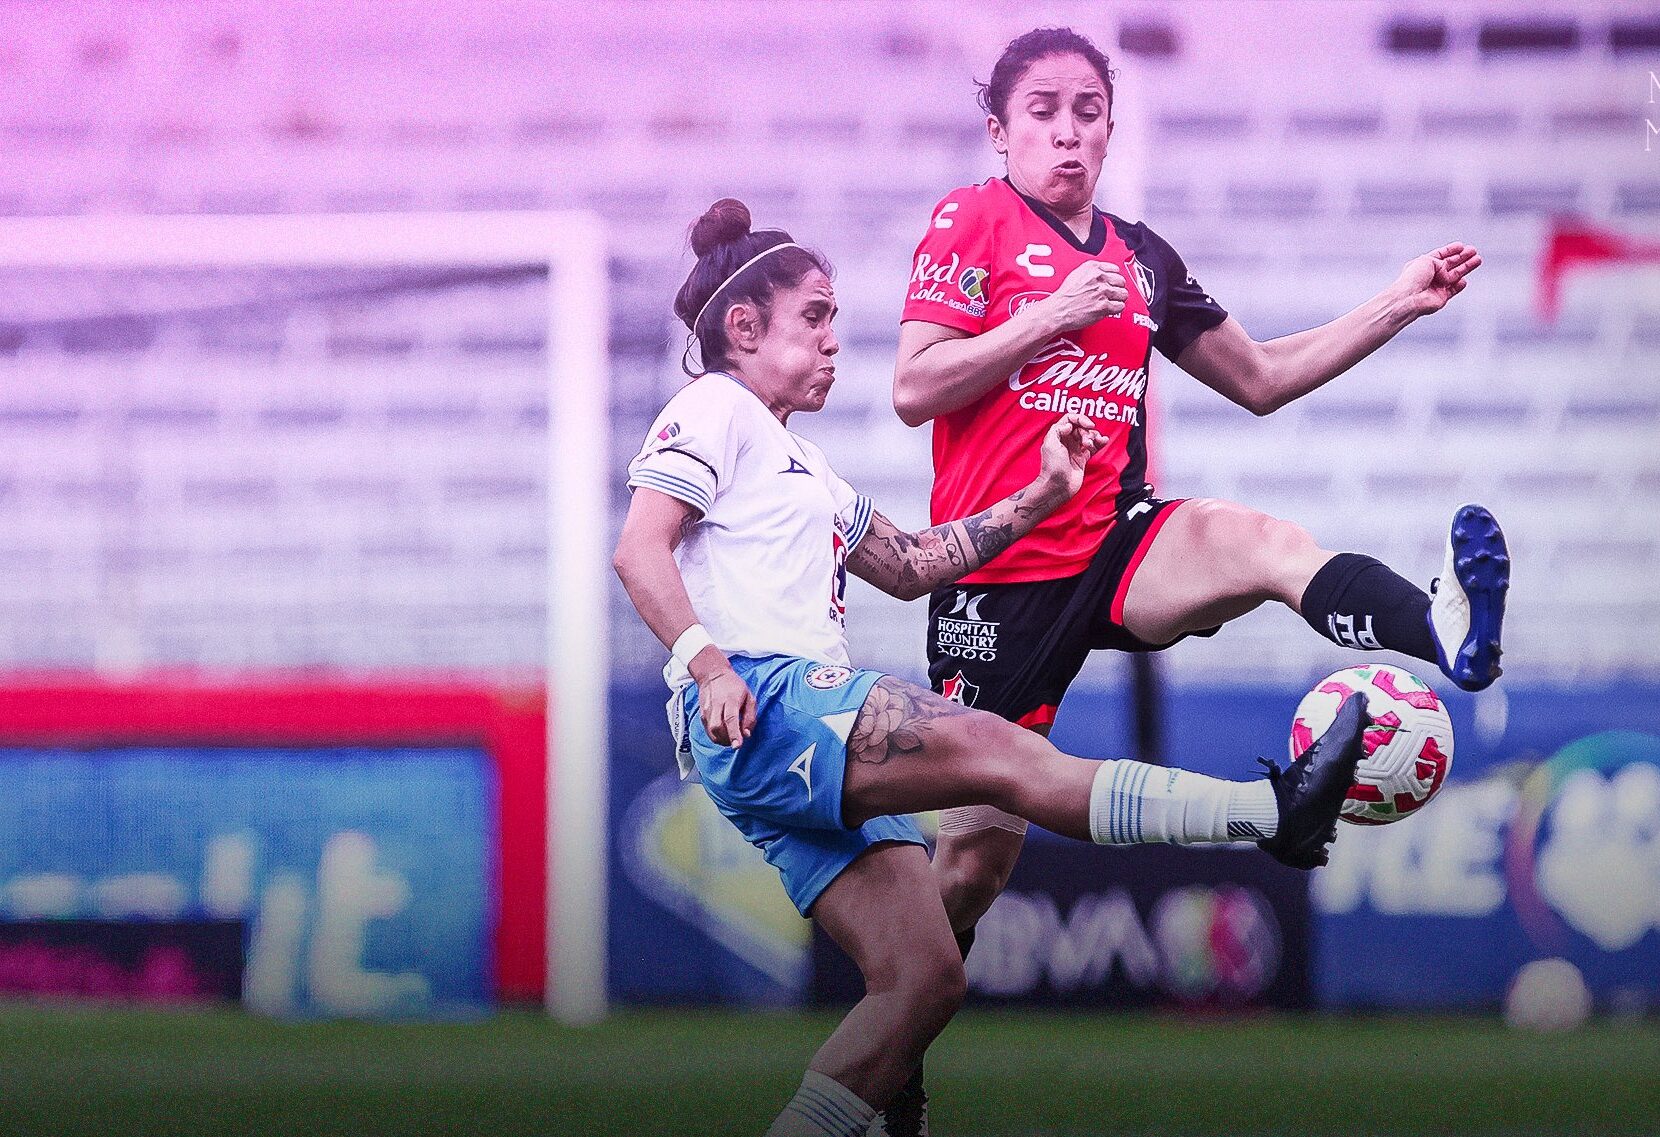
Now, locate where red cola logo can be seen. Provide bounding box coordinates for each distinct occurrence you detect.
[1009,337,1148,401]
[911,251,961,286]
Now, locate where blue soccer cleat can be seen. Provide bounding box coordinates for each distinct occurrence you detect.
[1428,504,1510,692]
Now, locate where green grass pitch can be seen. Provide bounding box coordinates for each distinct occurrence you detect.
[0,1004,1655,1136]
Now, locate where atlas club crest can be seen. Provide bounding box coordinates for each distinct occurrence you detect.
[1127,253,1155,304]
[940,671,980,707]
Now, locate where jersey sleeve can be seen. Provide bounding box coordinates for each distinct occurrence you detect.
[826,462,874,548]
[626,383,737,516]
[900,186,998,335]
[1140,225,1229,363]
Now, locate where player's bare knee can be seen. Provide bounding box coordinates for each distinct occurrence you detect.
[1196,502,1312,597]
[897,950,967,1026]
[938,859,1008,928]
[962,717,1038,812]
[1251,515,1322,599]
[942,846,1002,916]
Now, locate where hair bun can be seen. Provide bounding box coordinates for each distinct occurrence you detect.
[690,198,752,258]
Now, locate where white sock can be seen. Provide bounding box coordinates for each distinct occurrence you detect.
[1088,759,1279,844]
[765,1070,878,1137]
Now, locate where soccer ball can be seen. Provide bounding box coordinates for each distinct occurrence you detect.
[1504,958,1591,1032]
[1289,664,1454,825]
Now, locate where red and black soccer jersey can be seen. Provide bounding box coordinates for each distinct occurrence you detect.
[901,177,1228,584]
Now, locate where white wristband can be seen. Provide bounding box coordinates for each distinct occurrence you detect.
[672,623,716,668]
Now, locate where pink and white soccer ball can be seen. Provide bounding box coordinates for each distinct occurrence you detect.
[1289,664,1454,825]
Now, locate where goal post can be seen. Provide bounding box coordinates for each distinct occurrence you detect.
[545,216,611,1026]
[0,210,610,1024]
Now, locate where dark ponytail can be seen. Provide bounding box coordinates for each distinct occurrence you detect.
[674,198,832,376]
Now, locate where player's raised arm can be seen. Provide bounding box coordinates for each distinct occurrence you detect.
[847,413,1103,600]
[893,260,1128,427]
[612,488,756,747]
[1176,242,1483,417]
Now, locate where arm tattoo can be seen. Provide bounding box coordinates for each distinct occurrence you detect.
[961,491,1025,565]
[846,485,1056,600]
[848,676,972,766]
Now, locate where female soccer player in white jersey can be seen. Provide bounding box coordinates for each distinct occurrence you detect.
[881,26,1512,1132]
[615,198,1370,1137]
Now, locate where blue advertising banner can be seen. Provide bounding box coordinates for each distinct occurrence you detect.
[608,687,812,1005]
[0,747,494,1017]
[609,679,1660,1010]
[812,838,1311,1010]
[1316,730,1660,1010]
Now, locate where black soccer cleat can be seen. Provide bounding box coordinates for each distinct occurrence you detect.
[1256,692,1369,870]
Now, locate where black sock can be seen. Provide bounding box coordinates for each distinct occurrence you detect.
[1300,553,1435,662]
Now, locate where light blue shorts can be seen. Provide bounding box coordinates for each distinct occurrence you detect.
[683,654,927,915]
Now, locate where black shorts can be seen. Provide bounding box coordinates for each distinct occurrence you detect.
[926,495,1219,728]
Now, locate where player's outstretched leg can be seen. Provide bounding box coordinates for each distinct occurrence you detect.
[1296,503,1509,692]
[1426,504,1509,692]
[839,677,1366,867]
[1118,498,1510,692]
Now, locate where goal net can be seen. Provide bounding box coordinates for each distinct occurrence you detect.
[0,212,608,1023]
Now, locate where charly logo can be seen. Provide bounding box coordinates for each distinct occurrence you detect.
[805,664,854,690]
[1015,244,1055,278]
[937,591,998,662]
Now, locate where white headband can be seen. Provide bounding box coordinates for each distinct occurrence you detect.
[692,241,804,335]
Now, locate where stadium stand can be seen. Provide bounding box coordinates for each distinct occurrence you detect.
[0,0,1654,687]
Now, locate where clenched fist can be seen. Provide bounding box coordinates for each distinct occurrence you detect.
[1039,261,1129,332]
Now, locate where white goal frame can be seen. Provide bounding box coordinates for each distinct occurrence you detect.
[0,210,611,1025]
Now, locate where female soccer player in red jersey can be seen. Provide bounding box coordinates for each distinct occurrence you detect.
[878,26,1510,1134]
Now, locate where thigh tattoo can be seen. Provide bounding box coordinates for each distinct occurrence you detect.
[848,676,972,766]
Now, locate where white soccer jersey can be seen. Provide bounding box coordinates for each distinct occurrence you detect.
[627,372,875,693]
